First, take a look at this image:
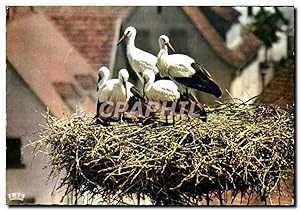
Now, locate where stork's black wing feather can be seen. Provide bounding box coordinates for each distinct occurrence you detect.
[173,62,222,98]
[130,86,145,100]
[179,93,207,122]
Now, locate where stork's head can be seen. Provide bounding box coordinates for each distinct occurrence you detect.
[98,66,110,82]
[119,69,129,82]
[142,69,155,94]
[142,69,155,83]
[117,26,137,45]
[159,35,175,53]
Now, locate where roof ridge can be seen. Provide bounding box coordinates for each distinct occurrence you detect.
[182,6,262,69]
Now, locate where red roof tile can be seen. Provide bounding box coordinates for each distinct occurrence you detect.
[210,6,241,23]
[256,64,295,106]
[38,6,260,70]
[38,6,132,70]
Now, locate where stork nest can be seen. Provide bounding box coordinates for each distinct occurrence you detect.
[29,103,294,205]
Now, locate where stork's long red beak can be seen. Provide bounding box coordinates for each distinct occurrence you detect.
[123,80,128,99]
[166,42,176,53]
[117,34,127,45]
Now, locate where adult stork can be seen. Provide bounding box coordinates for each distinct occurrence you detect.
[95,66,134,124]
[142,69,180,125]
[157,35,222,98]
[117,26,159,81]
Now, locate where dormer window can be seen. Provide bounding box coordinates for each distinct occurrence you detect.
[53,82,82,111]
[74,74,96,90]
[6,138,25,169]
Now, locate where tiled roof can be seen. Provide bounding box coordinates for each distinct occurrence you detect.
[7,11,97,117]
[182,6,262,69]
[38,6,132,70]
[210,6,241,23]
[256,64,295,106]
[38,6,260,71]
[38,6,260,70]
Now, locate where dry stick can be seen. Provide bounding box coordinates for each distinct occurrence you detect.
[28,105,294,205]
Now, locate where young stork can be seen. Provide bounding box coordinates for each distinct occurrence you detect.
[117,26,159,81]
[142,69,180,125]
[157,35,222,98]
[95,66,134,124]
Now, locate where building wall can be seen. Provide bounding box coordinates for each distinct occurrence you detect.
[114,6,234,105]
[226,23,242,49]
[6,64,63,204]
[230,58,262,103]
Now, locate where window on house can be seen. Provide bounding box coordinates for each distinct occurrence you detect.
[6,138,25,169]
[157,6,162,14]
[169,29,188,54]
[53,82,82,112]
[247,7,253,16]
[23,197,35,204]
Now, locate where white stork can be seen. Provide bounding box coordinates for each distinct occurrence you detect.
[117,26,159,81]
[142,69,180,124]
[157,35,222,98]
[95,66,134,124]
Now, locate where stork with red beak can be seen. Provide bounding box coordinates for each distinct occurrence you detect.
[117,26,159,82]
[157,35,222,98]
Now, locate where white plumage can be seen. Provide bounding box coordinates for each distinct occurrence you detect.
[95,66,134,123]
[142,69,180,124]
[142,69,180,102]
[97,67,133,102]
[157,35,222,98]
[118,26,159,81]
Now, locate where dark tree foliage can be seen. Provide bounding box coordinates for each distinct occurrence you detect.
[249,8,284,62]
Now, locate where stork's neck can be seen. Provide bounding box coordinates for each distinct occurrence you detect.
[159,42,169,54]
[97,73,109,88]
[157,47,169,77]
[158,44,169,58]
[118,75,124,86]
[126,34,137,53]
[144,78,154,93]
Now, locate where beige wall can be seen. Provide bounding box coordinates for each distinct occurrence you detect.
[6,64,64,204]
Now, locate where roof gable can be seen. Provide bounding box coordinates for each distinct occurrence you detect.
[182,6,262,69]
[7,12,97,117]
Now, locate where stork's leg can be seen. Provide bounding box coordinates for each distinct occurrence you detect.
[172,114,175,125]
[94,100,100,119]
[185,88,189,97]
[165,113,168,124]
[118,113,124,123]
